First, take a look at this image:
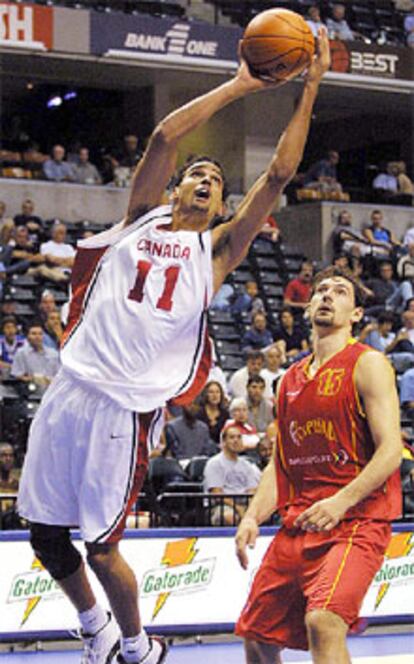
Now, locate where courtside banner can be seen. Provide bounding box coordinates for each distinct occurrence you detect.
[90,11,240,70]
[0,526,413,640]
[0,1,53,50]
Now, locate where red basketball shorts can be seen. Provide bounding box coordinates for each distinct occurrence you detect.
[236,519,391,651]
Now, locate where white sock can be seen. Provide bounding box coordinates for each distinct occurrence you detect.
[78,603,108,635]
[121,631,150,662]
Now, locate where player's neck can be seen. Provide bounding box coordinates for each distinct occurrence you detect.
[171,208,210,233]
[310,327,351,374]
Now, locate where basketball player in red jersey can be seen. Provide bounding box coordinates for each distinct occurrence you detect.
[235,266,403,664]
[18,31,330,664]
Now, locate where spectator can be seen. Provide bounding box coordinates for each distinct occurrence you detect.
[303,150,343,194]
[165,402,217,460]
[258,215,280,244]
[246,422,276,471]
[43,145,74,182]
[274,306,309,359]
[29,222,76,283]
[246,374,274,434]
[37,290,58,325]
[398,243,414,281]
[306,4,326,37]
[232,280,265,317]
[372,161,405,203]
[283,261,314,313]
[227,397,261,450]
[210,280,235,311]
[43,310,64,350]
[0,201,15,245]
[362,209,401,255]
[13,199,44,245]
[197,380,229,445]
[261,345,286,400]
[229,349,265,398]
[0,443,19,502]
[4,226,43,276]
[71,147,102,185]
[206,349,229,397]
[0,296,23,331]
[404,10,414,48]
[400,367,414,413]
[365,261,398,315]
[332,209,378,257]
[326,3,355,40]
[0,316,25,377]
[11,323,60,395]
[404,224,414,247]
[118,134,142,169]
[359,311,395,353]
[203,424,260,526]
[395,161,414,200]
[241,311,274,351]
[385,311,414,373]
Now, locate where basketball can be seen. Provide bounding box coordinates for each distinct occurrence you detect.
[241,9,315,82]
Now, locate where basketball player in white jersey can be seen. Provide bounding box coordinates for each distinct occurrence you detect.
[18,29,330,664]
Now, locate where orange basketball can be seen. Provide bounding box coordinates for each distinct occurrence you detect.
[241,9,315,82]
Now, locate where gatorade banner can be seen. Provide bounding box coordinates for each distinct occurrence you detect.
[0,526,413,640]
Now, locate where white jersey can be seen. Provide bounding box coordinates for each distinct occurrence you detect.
[61,205,213,411]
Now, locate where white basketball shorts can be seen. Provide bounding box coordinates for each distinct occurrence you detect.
[17,369,164,543]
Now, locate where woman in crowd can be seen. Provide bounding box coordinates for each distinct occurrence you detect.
[197,380,229,446]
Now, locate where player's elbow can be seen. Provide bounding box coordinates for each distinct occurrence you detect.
[151,120,179,148]
[266,161,296,189]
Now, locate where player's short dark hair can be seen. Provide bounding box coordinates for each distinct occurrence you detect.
[247,374,265,387]
[312,266,366,307]
[173,155,229,201]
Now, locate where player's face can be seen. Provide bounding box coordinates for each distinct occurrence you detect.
[173,162,225,223]
[309,277,363,330]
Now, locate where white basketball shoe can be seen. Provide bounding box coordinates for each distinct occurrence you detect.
[114,636,168,663]
[80,612,120,664]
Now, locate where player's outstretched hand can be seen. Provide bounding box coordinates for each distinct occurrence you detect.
[235,516,259,569]
[294,494,349,532]
[234,49,287,94]
[305,27,331,85]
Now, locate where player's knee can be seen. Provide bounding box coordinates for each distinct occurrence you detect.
[305,609,347,645]
[30,523,82,581]
[85,542,118,574]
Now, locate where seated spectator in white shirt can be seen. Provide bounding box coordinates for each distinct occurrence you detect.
[29,222,75,283]
[229,349,265,398]
[71,147,102,185]
[306,4,326,37]
[326,3,354,40]
[43,145,74,182]
[11,323,60,395]
[203,423,260,526]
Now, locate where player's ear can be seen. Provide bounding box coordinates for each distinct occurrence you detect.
[170,187,179,205]
[351,307,364,325]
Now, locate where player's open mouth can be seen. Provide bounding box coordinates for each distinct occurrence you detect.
[194,186,211,201]
[317,306,332,314]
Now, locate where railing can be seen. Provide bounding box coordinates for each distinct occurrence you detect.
[2,485,414,530]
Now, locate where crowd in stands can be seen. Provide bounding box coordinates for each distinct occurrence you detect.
[0,191,413,529]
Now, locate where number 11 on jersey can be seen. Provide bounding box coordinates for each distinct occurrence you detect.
[128,260,181,312]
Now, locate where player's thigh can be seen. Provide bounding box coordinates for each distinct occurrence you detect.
[304,520,391,626]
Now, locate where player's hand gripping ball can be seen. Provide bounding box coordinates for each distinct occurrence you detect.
[241,9,315,83]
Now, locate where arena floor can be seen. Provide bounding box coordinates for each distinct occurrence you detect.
[0,632,413,663]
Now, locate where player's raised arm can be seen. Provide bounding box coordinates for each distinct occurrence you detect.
[212,28,330,288]
[124,60,273,226]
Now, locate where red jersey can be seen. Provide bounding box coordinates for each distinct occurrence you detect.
[276,340,401,526]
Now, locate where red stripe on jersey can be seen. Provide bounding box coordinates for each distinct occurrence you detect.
[106,411,153,544]
[169,330,212,407]
[61,246,109,347]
